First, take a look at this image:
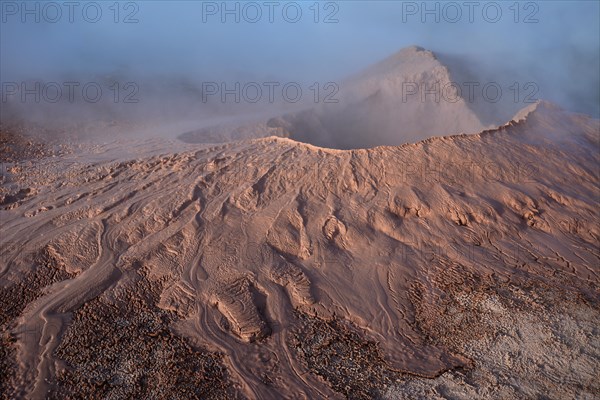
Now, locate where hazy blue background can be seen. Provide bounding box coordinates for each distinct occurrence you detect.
[1,0,599,117]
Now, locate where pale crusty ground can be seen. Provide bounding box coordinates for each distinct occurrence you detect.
[287,277,600,400]
[388,275,599,399]
[0,99,598,399]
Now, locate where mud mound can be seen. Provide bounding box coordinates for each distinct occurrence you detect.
[1,101,598,398]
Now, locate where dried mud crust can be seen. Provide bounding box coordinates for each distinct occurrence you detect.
[0,127,50,163]
[389,278,600,399]
[0,262,72,399]
[0,331,17,400]
[288,312,404,400]
[0,124,73,163]
[0,259,74,326]
[0,252,74,399]
[287,276,599,400]
[49,271,244,400]
[0,124,74,208]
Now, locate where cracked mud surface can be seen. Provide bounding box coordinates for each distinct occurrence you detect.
[289,312,401,399]
[49,270,241,400]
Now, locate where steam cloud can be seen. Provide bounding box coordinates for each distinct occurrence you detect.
[1,1,598,144]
